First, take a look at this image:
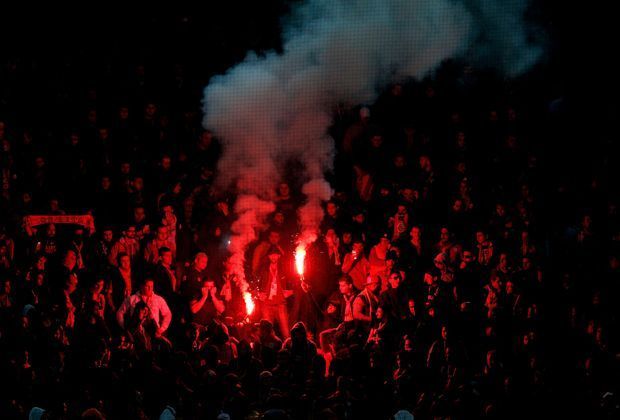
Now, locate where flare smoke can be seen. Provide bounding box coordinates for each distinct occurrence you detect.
[203,0,543,280]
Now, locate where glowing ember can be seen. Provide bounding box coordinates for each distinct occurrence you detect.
[243,292,255,316]
[295,247,306,276]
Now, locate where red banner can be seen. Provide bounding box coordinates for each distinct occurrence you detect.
[23,215,96,232]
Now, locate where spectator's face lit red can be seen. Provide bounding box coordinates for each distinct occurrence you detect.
[120,256,131,271]
[161,251,173,266]
[141,281,154,298]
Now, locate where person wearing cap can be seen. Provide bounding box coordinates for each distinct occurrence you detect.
[353,274,381,327]
[251,230,285,276]
[257,246,292,338]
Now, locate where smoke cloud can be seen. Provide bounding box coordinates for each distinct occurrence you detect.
[202,0,543,280]
[227,195,275,290]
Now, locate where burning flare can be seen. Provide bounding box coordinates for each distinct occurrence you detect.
[295,247,306,277]
[243,292,255,316]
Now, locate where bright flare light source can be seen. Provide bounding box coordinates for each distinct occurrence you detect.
[243,292,255,316]
[295,247,306,276]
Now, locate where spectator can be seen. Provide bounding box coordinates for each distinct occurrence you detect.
[353,275,381,326]
[0,27,615,417]
[144,225,176,266]
[251,230,285,276]
[116,278,172,337]
[341,238,370,291]
[0,278,13,309]
[368,233,391,280]
[108,225,141,266]
[152,246,177,301]
[182,253,225,327]
[258,246,293,339]
[107,252,137,312]
[90,227,114,271]
[380,271,409,321]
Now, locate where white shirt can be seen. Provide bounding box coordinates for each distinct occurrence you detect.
[117,292,172,332]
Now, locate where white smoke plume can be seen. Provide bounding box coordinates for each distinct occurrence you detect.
[297,178,333,252]
[227,195,275,287]
[203,0,543,278]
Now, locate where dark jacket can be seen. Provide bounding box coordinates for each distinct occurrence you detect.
[257,262,291,305]
[152,262,176,301]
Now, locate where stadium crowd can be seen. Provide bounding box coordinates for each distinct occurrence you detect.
[1,13,619,420]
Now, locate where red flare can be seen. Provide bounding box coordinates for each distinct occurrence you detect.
[243,292,255,316]
[295,247,306,277]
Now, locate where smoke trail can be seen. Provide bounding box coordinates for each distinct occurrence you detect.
[227,195,275,292]
[203,0,543,277]
[297,178,333,251]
